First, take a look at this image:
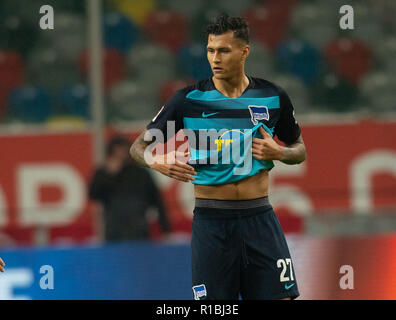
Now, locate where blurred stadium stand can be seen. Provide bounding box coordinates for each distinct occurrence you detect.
[0,0,395,300]
[0,0,394,123]
[0,0,394,125]
[8,86,52,122]
[103,12,140,54]
[59,84,91,119]
[276,39,323,86]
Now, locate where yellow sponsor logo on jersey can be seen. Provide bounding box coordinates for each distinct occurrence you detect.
[214,129,245,151]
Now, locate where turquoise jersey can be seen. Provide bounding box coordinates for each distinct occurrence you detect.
[146,76,301,186]
[188,122,275,185]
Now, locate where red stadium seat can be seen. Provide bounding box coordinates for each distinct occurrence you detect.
[324,38,373,85]
[0,50,24,120]
[159,79,194,105]
[143,10,189,52]
[78,48,126,91]
[243,1,294,51]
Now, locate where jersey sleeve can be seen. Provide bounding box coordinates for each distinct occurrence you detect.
[146,90,185,143]
[274,88,301,144]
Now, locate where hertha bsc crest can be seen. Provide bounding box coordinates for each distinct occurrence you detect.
[192,284,207,300]
[248,105,269,125]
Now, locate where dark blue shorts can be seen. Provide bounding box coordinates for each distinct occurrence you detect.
[191,198,300,300]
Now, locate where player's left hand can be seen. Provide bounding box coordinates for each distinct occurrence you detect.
[252,126,284,161]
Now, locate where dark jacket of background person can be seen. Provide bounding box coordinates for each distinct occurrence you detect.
[88,136,170,242]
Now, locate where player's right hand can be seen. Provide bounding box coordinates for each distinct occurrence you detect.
[150,151,197,183]
[0,257,5,272]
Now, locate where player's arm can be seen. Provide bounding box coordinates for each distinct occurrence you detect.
[130,129,152,169]
[130,129,196,182]
[252,87,306,165]
[279,134,306,164]
[252,127,306,164]
[0,257,5,272]
[130,89,197,182]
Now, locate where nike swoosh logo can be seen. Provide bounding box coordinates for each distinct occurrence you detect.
[202,112,219,118]
[285,283,295,290]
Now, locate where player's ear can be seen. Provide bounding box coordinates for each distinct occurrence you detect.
[242,44,250,60]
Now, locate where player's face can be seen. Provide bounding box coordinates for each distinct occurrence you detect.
[207,31,249,80]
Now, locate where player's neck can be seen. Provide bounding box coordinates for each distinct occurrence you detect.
[212,73,249,99]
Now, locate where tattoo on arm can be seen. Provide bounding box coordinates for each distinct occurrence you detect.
[281,135,306,165]
[130,129,153,168]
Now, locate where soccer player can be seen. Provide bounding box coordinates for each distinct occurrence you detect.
[130,14,306,300]
[0,257,5,272]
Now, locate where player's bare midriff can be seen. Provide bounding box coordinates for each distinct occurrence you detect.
[194,169,269,200]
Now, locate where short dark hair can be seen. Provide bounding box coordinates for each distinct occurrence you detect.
[204,14,250,44]
[106,135,131,156]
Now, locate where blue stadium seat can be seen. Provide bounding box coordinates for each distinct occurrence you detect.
[276,39,323,86]
[60,84,90,119]
[177,43,212,81]
[8,86,52,122]
[104,12,140,54]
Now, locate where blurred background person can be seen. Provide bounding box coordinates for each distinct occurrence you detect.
[88,135,171,242]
